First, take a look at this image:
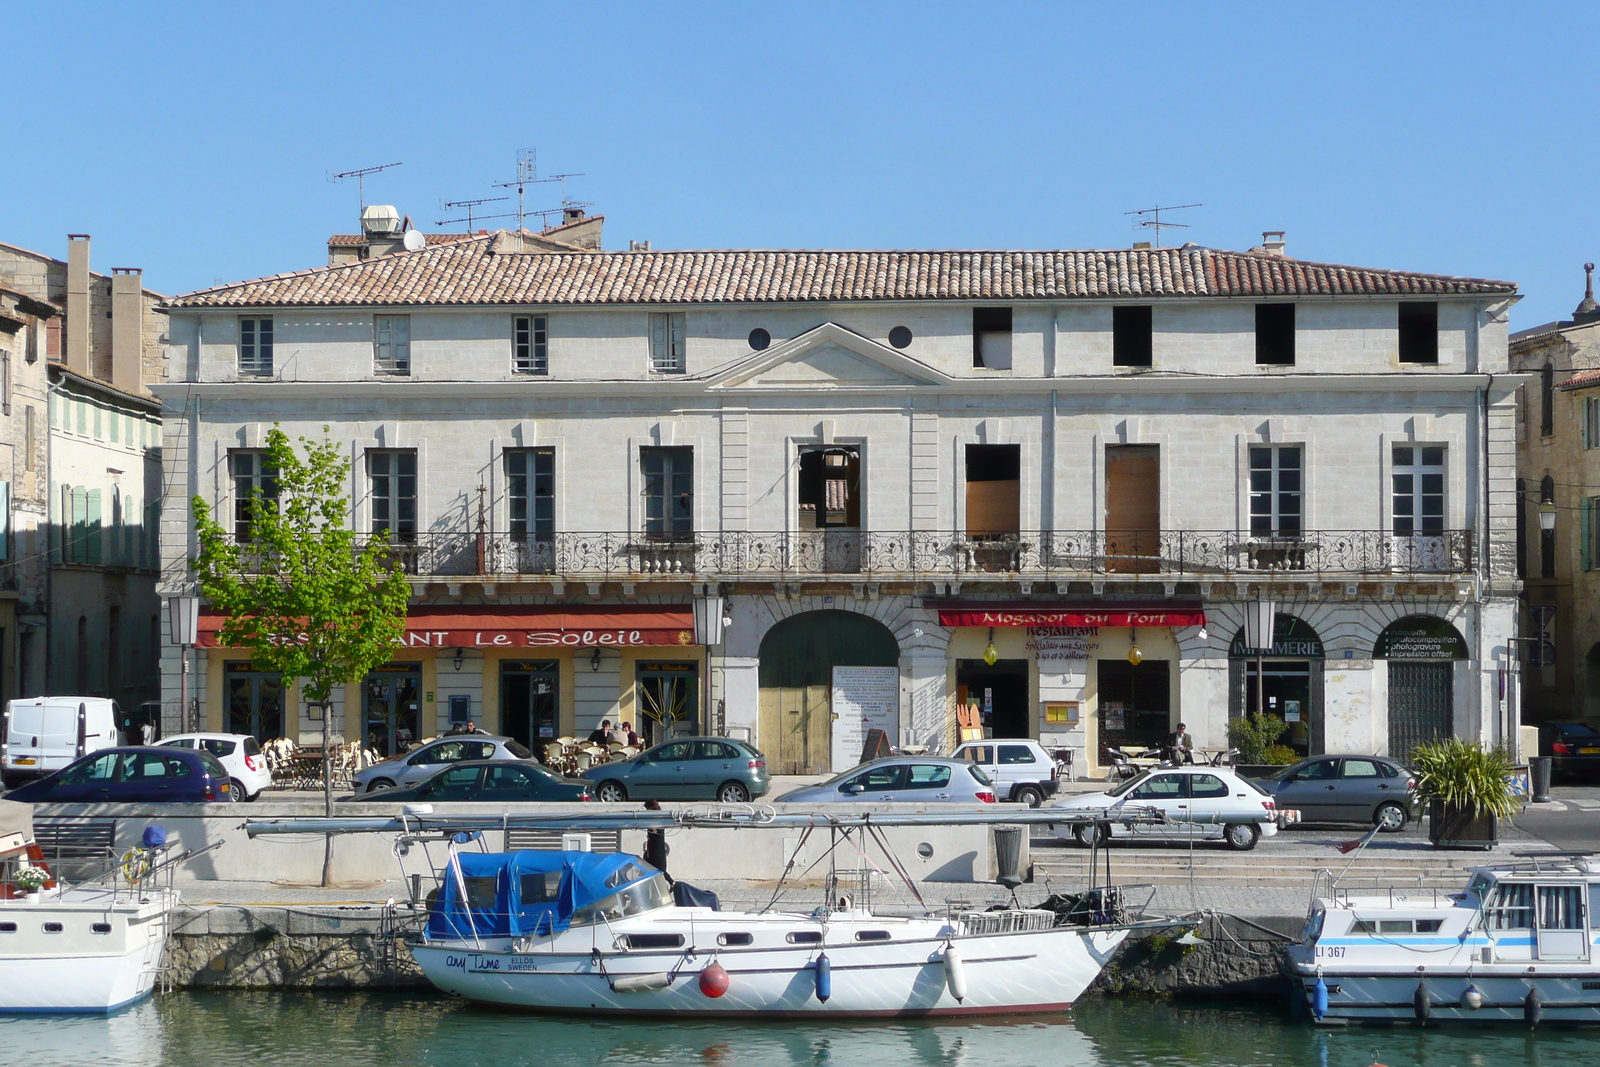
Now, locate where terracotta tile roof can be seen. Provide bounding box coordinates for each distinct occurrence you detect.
[1559,368,1600,390]
[165,238,1519,309]
[326,232,473,247]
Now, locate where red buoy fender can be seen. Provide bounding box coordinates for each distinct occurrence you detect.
[699,962,730,998]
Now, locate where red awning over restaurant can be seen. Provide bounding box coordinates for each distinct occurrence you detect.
[198,605,697,649]
[933,604,1206,629]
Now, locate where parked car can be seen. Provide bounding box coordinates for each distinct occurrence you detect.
[581,738,769,803]
[158,733,273,801]
[1050,765,1279,850]
[1537,721,1600,781]
[341,760,591,803]
[1,696,123,788]
[950,739,1060,806]
[1257,755,1418,831]
[352,735,534,794]
[777,757,997,803]
[4,746,235,804]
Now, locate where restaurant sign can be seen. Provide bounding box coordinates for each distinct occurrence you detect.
[937,607,1206,629]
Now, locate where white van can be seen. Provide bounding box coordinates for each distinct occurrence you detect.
[1,697,124,787]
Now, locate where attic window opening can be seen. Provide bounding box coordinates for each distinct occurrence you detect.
[748,328,771,351]
[1113,306,1153,367]
[972,308,1012,370]
[1397,302,1438,364]
[888,326,912,349]
[1255,304,1295,366]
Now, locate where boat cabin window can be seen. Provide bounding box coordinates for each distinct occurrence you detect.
[855,930,891,941]
[626,933,685,949]
[1351,918,1443,935]
[520,872,562,903]
[43,923,62,933]
[91,922,112,934]
[1483,883,1535,930]
[0,922,15,933]
[787,931,823,944]
[606,863,652,889]
[717,932,753,947]
[570,874,672,926]
[1538,885,1585,930]
[464,876,498,910]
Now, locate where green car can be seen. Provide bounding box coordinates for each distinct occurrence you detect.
[581,737,770,803]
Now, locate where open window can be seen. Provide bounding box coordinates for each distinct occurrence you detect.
[1398,302,1438,364]
[1113,306,1153,367]
[965,444,1020,560]
[972,307,1012,369]
[798,446,859,529]
[1255,304,1295,365]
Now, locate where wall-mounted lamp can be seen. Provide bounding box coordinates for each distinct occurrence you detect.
[1127,625,1143,666]
[1539,500,1557,532]
[453,647,465,672]
[982,626,999,666]
[590,648,603,672]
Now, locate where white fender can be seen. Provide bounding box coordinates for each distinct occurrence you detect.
[943,944,967,1002]
[610,972,673,993]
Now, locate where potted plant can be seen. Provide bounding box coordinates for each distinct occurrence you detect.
[1410,738,1517,850]
[1227,714,1295,777]
[13,864,49,900]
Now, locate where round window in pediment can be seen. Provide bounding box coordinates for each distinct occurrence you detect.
[748,328,771,351]
[888,326,913,349]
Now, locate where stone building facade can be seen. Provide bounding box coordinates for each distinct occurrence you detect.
[0,236,166,711]
[1510,264,1600,724]
[156,231,1525,774]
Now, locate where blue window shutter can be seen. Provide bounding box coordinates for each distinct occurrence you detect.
[86,489,102,565]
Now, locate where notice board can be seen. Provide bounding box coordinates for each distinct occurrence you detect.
[830,666,899,772]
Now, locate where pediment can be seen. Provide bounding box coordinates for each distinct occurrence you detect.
[706,322,952,389]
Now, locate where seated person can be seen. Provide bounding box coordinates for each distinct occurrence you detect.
[586,720,614,745]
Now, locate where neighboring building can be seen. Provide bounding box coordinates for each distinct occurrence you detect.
[156,228,1525,775]
[325,205,602,266]
[1509,263,1600,724]
[0,236,166,710]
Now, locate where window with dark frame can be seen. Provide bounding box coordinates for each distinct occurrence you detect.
[972,307,1013,369]
[640,446,693,539]
[505,448,554,540]
[239,317,274,377]
[374,315,411,375]
[368,449,417,541]
[1541,475,1556,579]
[228,449,279,542]
[1255,304,1295,365]
[1397,302,1438,364]
[1391,446,1445,536]
[1542,363,1555,437]
[1249,445,1302,538]
[514,315,548,375]
[1112,306,1153,367]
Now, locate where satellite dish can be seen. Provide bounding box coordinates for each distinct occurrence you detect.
[402,229,426,252]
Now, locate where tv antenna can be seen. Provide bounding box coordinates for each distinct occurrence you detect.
[327,162,403,211]
[1124,203,1202,247]
[492,148,586,232]
[436,196,509,231]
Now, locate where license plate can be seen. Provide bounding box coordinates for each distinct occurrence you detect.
[13,758,35,765]
[1582,748,1600,755]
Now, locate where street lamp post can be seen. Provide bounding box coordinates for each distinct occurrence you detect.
[168,596,200,733]
[1243,598,1277,724]
[693,595,726,735]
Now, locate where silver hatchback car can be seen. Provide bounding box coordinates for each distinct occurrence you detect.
[352,734,536,794]
[776,757,998,803]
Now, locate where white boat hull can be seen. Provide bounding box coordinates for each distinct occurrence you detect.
[413,909,1129,1017]
[0,888,174,1014]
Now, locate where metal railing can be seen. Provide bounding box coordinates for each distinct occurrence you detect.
[227,528,1473,580]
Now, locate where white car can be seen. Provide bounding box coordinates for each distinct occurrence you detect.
[1050,765,1283,851]
[950,739,1061,806]
[159,733,273,801]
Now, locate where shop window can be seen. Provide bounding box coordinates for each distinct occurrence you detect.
[1095,658,1170,757]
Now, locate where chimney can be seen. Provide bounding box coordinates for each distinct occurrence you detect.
[1132,241,1152,251]
[66,234,91,375]
[1573,262,1599,325]
[1261,231,1287,256]
[111,268,143,393]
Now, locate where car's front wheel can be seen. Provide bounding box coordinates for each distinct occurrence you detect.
[717,781,751,804]
[1373,801,1408,832]
[1014,785,1044,808]
[1073,821,1110,848]
[366,778,396,793]
[1223,823,1260,851]
[596,780,628,803]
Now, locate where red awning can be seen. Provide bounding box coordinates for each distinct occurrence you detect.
[198,605,696,649]
[934,605,1206,629]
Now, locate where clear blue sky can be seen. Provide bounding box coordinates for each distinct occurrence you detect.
[4,2,1596,327]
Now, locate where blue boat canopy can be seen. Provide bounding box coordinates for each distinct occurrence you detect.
[427,850,664,940]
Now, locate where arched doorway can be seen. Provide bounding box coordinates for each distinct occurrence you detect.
[1229,614,1325,757]
[1375,615,1466,760]
[758,610,900,775]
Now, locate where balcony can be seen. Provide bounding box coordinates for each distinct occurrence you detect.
[263,529,1475,581]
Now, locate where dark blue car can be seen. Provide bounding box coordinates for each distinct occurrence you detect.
[4,746,235,804]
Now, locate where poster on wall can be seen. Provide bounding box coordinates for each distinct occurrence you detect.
[831,666,899,772]
[1102,701,1125,731]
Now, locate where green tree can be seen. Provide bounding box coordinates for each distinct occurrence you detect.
[191,426,410,886]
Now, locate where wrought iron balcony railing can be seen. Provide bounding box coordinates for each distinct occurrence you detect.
[222,529,1473,580]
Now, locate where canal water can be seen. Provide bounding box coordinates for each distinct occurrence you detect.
[0,992,1586,1066]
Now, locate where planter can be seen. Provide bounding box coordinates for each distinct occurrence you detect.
[1427,799,1498,850]
[23,891,41,903]
[1234,764,1289,780]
